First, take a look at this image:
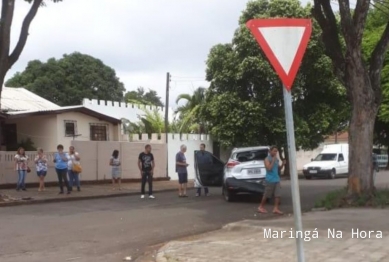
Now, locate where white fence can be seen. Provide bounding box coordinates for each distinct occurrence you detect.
[82,98,174,123]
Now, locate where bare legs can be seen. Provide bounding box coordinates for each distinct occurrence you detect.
[38,175,45,191]
[178,184,183,196]
[258,196,283,214]
[112,178,122,190]
[178,183,187,197]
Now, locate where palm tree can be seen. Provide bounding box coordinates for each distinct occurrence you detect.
[121,118,144,140]
[122,109,165,140]
[175,87,206,133]
[139,108,165,134]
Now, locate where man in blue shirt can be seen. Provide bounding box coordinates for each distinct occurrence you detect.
[258,146,286,215]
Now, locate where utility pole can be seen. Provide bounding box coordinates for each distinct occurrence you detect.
[164,72,170,178]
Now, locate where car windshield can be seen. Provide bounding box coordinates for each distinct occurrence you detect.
[314,153,337,161]
[233,149,268,162]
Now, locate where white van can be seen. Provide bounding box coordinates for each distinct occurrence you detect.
[303,144,349,179]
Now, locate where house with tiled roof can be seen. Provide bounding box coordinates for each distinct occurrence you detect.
[0,87,124,151]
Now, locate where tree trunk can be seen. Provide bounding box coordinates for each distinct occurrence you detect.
[347,71,378,195]
[0,72,5,148]
[311,0,389,198]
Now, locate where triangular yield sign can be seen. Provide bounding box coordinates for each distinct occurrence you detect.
[246,19,312,90]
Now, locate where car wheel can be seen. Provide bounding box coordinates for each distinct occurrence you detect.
[329,169,336,179]
[305,175,312,180]
[223,185,235,202]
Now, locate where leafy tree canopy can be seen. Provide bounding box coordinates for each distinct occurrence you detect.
[124,87,164,107]
[200,0,349,151]
[5,52,125,106]
[365,4,389,150]
[365,3,389,121]
[0,0,63,98]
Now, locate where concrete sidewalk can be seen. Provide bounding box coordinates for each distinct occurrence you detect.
[0,180,192,207]
[155,209,389,262]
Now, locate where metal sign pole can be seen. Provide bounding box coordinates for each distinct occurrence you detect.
[283,86,305,262]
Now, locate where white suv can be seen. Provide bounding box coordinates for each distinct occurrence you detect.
[194,146,269,202]
[222,146,268,201]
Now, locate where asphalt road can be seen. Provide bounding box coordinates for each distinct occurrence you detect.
[0,177,356,262]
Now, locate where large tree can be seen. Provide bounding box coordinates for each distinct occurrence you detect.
[200,0,348,159]
[6,52,125,106]
[124,87,164,107]
[0,0,62,102]
[364,4,389,157]
[312,0,389,194]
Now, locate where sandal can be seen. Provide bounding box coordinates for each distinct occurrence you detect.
[258,207,268,214]
[273,210,284,215]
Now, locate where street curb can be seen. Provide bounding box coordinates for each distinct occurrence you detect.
[0,188,178,208]
[155,252,168,262]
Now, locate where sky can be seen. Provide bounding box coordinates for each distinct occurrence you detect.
[7,0,254,108]
[8,0,332,109]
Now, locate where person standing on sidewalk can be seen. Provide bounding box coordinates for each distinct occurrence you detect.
[176,145,189,197]
[54,144,71,195]
[68,146,81,192]
[138,144,155,199]
[14,147,29,191]
[35,148,48,192]
[195,143,211,197]
[110,149,122,190]
[258,146,286,215]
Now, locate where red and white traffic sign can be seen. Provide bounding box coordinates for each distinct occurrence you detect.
[246,19,312,90]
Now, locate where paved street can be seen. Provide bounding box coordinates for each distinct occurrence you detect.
[1,175,388,262]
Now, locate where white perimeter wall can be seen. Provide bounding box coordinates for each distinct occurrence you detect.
[82,98,174,124]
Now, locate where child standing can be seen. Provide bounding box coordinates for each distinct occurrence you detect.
[35,148,48,192]
[110,150,121,190]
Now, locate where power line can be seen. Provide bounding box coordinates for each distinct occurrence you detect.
[171,75,205,79]
[171,80,208,82]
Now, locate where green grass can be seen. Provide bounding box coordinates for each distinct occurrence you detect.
[315,188,389,210]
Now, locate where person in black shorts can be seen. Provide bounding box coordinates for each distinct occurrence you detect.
[176,144,189,197]
[138,144,155,199]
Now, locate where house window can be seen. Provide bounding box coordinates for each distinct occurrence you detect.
[90,123,108,141]
[64,120,77,137]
